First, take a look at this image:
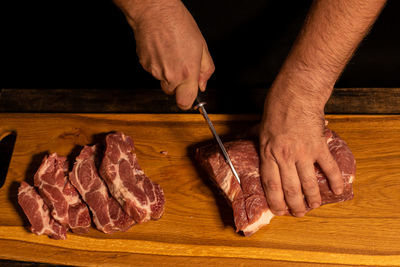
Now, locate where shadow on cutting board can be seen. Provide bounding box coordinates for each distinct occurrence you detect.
[187,139,235,231]
[8,151,49,227]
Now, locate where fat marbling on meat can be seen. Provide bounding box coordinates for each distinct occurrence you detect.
[99,132,165,223]
[195,128,356,236]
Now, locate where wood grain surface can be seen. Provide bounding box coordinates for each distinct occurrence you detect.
[0,114,399,266]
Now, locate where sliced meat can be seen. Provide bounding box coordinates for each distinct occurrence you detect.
[18,182,67,240]
[195,128,356,236]
[99,132,165,223]
[69,145,134,233]
[34,153,91,233]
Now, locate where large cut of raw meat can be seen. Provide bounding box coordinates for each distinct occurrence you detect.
[34,153,91,233]
[69,145,135,233]
[195,128,356,236]
[99,132,165,223]
[18,182,67,240]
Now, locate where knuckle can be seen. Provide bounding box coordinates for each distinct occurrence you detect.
[265,179,281,192]
[301,176,317,190]
[163,70,177,85]
[145,64,162,80]
[283,185,300,198]
[274,145,294,163]
[180,64,192,81]
[160,81,175,94]
[267,199,286,213]
[305,191,321,202]
[261,143,276,161]
[207,64,215,75]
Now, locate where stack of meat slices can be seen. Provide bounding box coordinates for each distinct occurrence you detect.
[18,132,165,239]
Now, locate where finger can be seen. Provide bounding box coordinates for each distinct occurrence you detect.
[296,161,321,209]
[260,156,286,216]
[278,162,306,217]
[317,147,343,195]
[160,80,177,95]
[198,43,215,92]
[175,79,199,110]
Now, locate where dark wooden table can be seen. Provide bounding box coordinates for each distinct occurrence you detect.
[0,88,399,114]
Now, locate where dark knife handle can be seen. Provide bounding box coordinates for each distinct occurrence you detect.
[194,91,206,110]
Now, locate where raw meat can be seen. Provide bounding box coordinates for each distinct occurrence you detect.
[195,128,356,236]
[69,145,135,233]
[99,132,165,223]
[18,182,67,240]
[34,153,91,233]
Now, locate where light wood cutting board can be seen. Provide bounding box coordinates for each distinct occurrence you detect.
[0,113,399,266]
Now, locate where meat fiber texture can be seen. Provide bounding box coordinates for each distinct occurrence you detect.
[195,128,356,236]
[69,145,135,233]
[34,153,91,233]
[18,132,165,240]
[18,182,67,240]
[99,132,165,223]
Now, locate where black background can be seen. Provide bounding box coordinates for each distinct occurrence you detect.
[2,0,400,91]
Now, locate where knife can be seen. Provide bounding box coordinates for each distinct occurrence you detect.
[194,96,241,184]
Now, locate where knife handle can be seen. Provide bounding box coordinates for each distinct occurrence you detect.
[194,93,206,110]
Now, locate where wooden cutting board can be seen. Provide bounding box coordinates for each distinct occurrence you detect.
[0,113,399,266]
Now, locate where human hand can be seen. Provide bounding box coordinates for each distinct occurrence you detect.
[115,0,215,110]
[259,82,344,217]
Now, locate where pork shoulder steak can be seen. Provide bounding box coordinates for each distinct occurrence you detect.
[18,182,67,239]
[34,153,91,233]
[69,145,135,233]
[99,132,165,223]
[195,128,356,236]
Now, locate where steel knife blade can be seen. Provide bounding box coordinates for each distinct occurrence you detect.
[194,96,241,184]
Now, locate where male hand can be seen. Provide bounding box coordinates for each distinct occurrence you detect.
[259,84,344,217]
[257,0,386,217]
[115,0,215,110]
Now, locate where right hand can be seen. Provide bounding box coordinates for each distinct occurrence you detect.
[116,0,215,110]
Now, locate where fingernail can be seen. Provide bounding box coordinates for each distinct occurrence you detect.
[311,202,320,209]
[293,212,306,217]
[272,210,285,216]
[334,187,343,195]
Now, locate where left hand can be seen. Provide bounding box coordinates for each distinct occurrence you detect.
[259,82,344,217]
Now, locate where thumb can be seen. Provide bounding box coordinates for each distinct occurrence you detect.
[175,79,199,110]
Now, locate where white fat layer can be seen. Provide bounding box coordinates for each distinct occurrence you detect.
[349,175,355,184]
[111,161,152,221]
[72,152,115,232]
[246,171,259,178]
[24,187,56,236]
[18,184,31,195]
[36,154,85,226]
[219,170,232,200]
[242,209,274,236]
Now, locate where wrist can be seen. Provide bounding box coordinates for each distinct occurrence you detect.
[267,66,332,115]
[113,0,181,29]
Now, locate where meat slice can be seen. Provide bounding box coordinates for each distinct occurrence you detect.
[195,128,356,236]
[34,153,91,233]
[69,145,134,233]
[18,182,67,240]
[99,132,165,223]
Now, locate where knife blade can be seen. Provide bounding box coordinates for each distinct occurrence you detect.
[194,96,241,184]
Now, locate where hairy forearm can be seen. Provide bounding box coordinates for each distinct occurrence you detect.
[113,0,181,29]
[269,0,386,111]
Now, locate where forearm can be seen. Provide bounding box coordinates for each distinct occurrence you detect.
[269,0,386,111]
[113,0,181,29]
